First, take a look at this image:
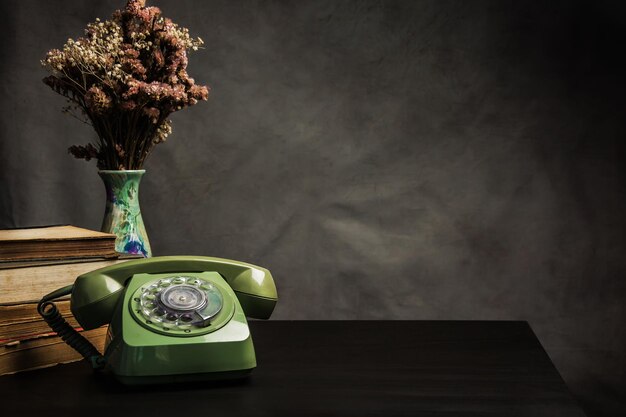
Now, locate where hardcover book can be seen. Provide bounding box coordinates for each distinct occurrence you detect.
[0,255,141,304]
[0,225,117,261]
[0,327,107,375]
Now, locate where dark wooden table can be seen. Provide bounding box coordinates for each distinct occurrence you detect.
[0,321,585,416]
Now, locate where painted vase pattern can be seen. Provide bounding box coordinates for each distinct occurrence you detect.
[99,170,152,257]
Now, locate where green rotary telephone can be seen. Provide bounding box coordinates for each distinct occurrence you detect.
[38,256,278,385]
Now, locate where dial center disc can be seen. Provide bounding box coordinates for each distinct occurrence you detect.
[132,276,228,335]
[160,284,207,311]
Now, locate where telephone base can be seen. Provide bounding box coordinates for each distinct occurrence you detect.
[113,368,254,385]
[102,271,259,384]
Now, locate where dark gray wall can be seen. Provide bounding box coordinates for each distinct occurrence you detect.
[1,1,625,415]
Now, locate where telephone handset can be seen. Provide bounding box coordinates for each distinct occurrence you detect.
[38,256,277,384]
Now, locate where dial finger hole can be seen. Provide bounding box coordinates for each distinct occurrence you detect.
[180,313,194,322]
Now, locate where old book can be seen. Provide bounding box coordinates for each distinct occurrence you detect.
[0,225,117,261]
[0,256,117,269]
[0,256,140,304]
[0,300,79,343]
[0,326,107,375]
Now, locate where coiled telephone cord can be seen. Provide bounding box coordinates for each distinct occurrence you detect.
[37,286,105,370]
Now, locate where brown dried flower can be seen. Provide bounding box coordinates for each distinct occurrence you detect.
[85,86,112,115]
[42,0,209,170]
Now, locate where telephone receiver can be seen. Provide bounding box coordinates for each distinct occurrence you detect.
[38,256,278,384]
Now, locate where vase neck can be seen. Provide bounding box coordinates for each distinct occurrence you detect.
[99,170,145,204]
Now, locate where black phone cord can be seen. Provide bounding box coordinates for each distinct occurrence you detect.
[37,293,105,370]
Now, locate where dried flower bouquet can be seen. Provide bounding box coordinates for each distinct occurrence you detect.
[42,0,209,170]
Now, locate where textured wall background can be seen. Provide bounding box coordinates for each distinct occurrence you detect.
[1,1,625,415]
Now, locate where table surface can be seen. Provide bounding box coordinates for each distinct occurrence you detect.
[0,321,585,417]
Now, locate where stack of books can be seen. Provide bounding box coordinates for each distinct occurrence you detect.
[0,225,139,375]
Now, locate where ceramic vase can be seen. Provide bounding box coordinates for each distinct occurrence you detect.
[99,169,152,257]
